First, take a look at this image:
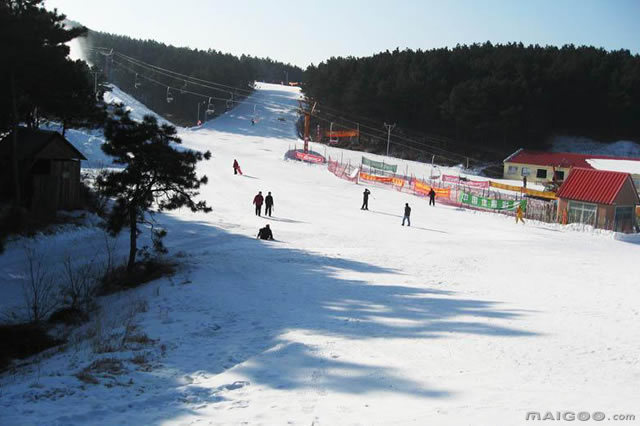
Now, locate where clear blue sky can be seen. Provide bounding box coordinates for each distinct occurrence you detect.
[46,0,640,68]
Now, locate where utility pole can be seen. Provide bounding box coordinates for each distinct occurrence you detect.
[301,100,317,153]
[384,122,396,157]
[197,100,205,125]
[284,71,289,85]
[98,48,114,82]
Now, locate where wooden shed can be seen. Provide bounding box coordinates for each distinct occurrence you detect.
[0,128,87,215]
[556,167,639,233]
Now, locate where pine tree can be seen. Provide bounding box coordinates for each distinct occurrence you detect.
[97,107,211,272]
[1,0,88,205]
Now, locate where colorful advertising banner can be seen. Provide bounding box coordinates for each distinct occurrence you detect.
[392,177,406,189]
[412,180,451,197]
[489,181,557,200]
[442,174,490,189]
[461,192,527,211]
[359,171,394,183]
[361,156,398,173]
[295,151,325,164]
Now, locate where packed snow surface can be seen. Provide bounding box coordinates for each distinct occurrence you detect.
[1,84,640,426]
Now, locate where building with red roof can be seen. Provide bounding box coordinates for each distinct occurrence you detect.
[503,148,640,188]
[556,168,639,233]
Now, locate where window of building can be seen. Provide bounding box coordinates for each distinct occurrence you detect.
[633,178,640,191]
[568,201,597,226]
[614,206,634,233]
[507,165,518,175]
[555,170,565,181]
[521,167,530,176]
[536,169,547,179]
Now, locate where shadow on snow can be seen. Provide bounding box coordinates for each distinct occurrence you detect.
[48,213,539,424]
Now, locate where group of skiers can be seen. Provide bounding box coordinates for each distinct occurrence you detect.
[361,187,435,227]
[252,191,274,217]
[239,156,524,242]
[233,160,277,239]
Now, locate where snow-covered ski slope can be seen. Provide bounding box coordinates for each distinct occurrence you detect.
[2,83,640,426]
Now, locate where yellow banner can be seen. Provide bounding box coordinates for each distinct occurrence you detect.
[392,177,406,188]
[489,181,557,200]
[413,181,451,197]
[359,171,393,183]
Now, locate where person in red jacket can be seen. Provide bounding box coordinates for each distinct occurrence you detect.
[233,159,242,175]
[253,191,264,216]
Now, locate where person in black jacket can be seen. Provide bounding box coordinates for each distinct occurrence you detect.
[265,192,274,217]
[428,188,436,206]
[361,188,371,210]
[402,203,411,226]
[257,224,274,240]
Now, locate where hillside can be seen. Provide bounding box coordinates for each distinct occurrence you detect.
[84,30,304,127]
[1,84,639,425]
[303,44,640,162]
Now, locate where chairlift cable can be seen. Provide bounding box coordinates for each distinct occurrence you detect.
[99,48,503,168]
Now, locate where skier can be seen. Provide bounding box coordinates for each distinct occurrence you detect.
[253,191,264,216]
[233,159,242,175]
[257,224,274,240]
[265,192,274,217]
[428,188,436,206]
[361,188,371,210]
[515,204,525,224]
[402,203,411,226]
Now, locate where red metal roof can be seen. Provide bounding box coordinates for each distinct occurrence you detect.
[504,149,640,168]
[556,168,632,205]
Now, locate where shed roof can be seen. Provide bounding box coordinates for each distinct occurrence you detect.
[0,128,86,161]
[504,149,640,169]
[556,168,638,205]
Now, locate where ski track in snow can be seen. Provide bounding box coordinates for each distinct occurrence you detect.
[1,83,640,426]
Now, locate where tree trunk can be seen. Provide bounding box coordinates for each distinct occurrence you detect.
[10,72,22,206]
[127,205,137,273]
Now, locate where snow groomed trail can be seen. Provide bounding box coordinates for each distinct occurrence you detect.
[1,83,640,425]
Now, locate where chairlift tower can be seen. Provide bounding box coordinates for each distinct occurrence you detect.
[302,101,317,153]
[384,122,396,157]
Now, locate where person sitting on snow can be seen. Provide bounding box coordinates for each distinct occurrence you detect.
[257,224,274,240]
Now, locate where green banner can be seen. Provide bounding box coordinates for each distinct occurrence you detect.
[461,192,527,211]
[362,156,397,173]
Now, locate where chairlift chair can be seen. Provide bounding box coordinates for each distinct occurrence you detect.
[329,122,338,144]
[225,92,233,111]
[205,97,215,115]
[166,87,174,103]
[134,73,141,89]
[180,81,187,94]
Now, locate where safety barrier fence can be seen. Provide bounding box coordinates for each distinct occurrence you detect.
[327,156,559,223]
